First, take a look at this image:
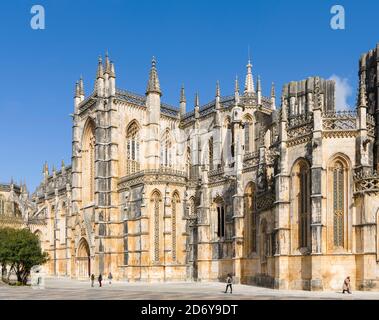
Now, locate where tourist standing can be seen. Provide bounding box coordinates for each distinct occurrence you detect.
[108,272,113,285]
[98,274,103,287]
[342,276,352,294]
[224,273,233,294]
[90,274,95,287]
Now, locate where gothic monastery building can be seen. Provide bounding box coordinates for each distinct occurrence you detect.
[5,42,379,291]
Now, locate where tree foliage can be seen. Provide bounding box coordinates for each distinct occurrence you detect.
[0,228,48,285]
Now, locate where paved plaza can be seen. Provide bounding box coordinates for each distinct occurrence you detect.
[0,278,379,300]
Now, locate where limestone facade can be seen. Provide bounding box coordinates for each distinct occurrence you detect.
[14,43,379,291]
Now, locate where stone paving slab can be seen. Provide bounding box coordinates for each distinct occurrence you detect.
[0,278,378,300]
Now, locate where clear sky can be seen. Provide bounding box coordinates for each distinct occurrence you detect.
[1,0,379,192]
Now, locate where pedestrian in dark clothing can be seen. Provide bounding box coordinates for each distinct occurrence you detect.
[342,276,352,294]
[224,273,233,294]
[98,274,103,287]
[90,274,95,287]
[108,272,113,285]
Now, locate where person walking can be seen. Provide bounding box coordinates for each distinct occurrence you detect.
[342,276,352,294]
[90,274,95,287]
[98,274,103,287]
[224,273,233,294]
[108,272,113,285]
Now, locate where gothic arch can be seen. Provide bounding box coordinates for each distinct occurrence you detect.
[126,120,141,174]
[189,196,196,217]
[161,129,174,168]
[327,153,351,251]
[290,158,311,251]
[81,119,96,205]
[76,237,91,278]
[213,195,225,239]
[243,114,254,153]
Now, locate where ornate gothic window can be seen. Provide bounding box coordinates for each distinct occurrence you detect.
[161,130,173,168]
[126,121,140,175]
[298,162,310,248]
[171,192,180,261]
[333,161,345,248]
[215,199,225,238]
[82,120,96,204]
[209,137,214,170]
[243,115,254,153]
[151,191,161,262]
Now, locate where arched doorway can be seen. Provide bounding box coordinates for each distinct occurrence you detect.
[77,238,90,278]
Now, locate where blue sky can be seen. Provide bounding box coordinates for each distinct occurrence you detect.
[0,0,379,191]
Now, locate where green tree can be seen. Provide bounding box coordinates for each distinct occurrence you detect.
[0,228,48,285]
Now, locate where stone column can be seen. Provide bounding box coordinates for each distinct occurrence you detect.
[310,78,324,291]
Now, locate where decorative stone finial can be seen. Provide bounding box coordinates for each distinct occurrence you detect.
[216,81,221,98]
[97,56,104,79]
[244,59,255,94]
[146,56,162,96]
[271,82,275,97]
[79,76,85,96]
[74,81,80,98]
[180,84,186,103]
[110,62,116,78]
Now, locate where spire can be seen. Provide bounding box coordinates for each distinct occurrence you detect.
[271,82,276,98]
[359,76,367,107]
[216,80,221,97]
[74,81,80,98]
[43,162,49,180]
[146,57,162,96]
[110,62,116,78]
[195,92,200,108]
[257,75,261,92]
[97,56,104,79]
[234,76,240,104]
[270,82,276,110]
[61,160,65,169]
[244,59,255,94]
[79,76,85,96]
[179,84,186,117]
[257,75,262,105]
[180,84,186,103]
[105,52,111,74]
[235,75,240,93]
